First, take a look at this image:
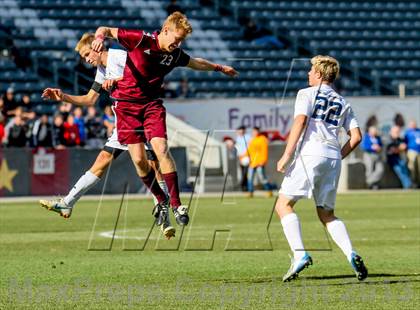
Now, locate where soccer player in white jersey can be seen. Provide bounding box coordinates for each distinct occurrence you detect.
[276,55,367,282]
[40,33,175,239]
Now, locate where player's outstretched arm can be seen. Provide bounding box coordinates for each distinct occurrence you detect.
[341,127,362,159]
[187,57,238,77]
[42,88,99,107]
[277,114,307,173]
[92,27,119,52]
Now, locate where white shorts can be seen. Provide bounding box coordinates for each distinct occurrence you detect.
[104,128,128,151]
[280,155,341,210]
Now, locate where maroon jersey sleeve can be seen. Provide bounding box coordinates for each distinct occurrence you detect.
[175,49,190,67]
[117,29,144,51]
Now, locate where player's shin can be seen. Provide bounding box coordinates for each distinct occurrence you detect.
[280,213,306,260]
[326,219,354,261]
[162,171,181,208]
[141,169,168,204]
[63,171,101,207]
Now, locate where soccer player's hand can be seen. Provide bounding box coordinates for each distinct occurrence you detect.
[221,65,238,77]
[92,37,104,52]
[277,154,291,173]
[102,79,119,91]
[42,88,64,101]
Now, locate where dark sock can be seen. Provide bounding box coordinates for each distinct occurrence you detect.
[141,169,167,204]
[162,171,181,208]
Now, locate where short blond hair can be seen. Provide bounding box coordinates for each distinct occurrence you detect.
[163,12,193,35]
[311,55,340,83]
[75,33,95,52]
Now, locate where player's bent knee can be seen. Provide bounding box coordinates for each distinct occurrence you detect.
[316,206,336,225]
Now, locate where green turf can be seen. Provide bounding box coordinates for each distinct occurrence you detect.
[1,192,419,309]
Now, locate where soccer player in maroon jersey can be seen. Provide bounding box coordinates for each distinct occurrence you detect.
[91,12,238,226]
[39,33,176,239]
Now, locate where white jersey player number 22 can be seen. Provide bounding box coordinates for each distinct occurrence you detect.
[311,93,344,126]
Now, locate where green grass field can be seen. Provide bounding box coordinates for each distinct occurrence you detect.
[1,192,419,309]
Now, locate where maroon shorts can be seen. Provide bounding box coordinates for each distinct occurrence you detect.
[113,99,167,144]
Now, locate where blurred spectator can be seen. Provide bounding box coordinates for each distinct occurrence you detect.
[0,113,5,144]
[361,126,384,189]
[404,120,420,187]
[63,114,80,146]
[85,106,105,148]
[20,94,36,121]
[1,87,19,116]
[223,136,237,159]
[365,115,378,130]
[166,0,184,15]
[10,45,31,71]
[103,105,115,138]
[52,114,66,149]
[393,113,405,129]
[177,78,192,98]
[5,112,27,147]
[246,127,273,197]
[73,107,86,145]
[32,114,53,147]
[386,126,411,189]
[235,126,251,191]
[58,102,72,121]
[223,136,239,188]
[242,18,284,49]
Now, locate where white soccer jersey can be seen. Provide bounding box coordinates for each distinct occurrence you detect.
[94,48,127,84]
[294,84,359,159]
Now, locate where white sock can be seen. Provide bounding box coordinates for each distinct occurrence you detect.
[63,171,100,207]
[326,219,354,262]
[281,213,306,261]
[152,180,169,205]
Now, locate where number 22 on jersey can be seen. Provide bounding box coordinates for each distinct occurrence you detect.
[311,95,343,126]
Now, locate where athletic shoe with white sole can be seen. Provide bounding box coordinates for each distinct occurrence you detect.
[282,253,313,282]
[39,198,72,219]
[350,252,368,281]
[161,220,176,240]
[173,205,189,226]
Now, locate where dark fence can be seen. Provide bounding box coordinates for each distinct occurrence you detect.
[0,147,188,197]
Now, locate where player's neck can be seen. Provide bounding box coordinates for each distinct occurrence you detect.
[312,81,331,87]
[100,51,108,67]
[157,32,165,51]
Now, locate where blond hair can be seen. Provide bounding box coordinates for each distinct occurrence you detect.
[75,33,95,52]
[163,12,193,35]
[311,55,340,83]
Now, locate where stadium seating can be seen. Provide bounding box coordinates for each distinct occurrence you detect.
[0,0,419,105]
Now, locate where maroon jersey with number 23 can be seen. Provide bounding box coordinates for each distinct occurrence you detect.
[112,29,190,102]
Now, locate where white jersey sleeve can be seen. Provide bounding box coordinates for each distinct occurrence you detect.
[342,105,359,132]
[294,89,312,117]
[105,49,127,80]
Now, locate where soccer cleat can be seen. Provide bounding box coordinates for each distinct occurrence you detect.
[350,252,368,281]
[282,253,313,282]
[161,220,176,240]
[152,198,171,226]
[39,198,72,219]
[173,205,189,226]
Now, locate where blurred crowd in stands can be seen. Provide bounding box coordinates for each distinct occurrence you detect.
[361,113,420,189]
[0,87,114,149]
[224,126,278,197]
